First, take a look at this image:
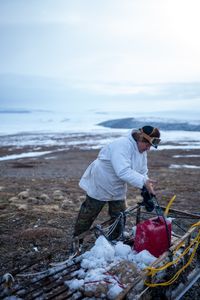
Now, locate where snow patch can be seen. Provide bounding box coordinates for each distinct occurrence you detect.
[65,235,157,299]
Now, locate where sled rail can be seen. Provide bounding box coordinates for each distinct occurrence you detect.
[117,224,200,299]
[1,207,200,300]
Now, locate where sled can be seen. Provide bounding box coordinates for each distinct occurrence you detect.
[0,201,200,300]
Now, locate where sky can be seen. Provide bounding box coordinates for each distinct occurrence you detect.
[0,0,200,116]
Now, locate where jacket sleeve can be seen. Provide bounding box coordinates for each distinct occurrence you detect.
[109,141,148,189]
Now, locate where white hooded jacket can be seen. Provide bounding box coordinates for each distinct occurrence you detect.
[79,130,149,201]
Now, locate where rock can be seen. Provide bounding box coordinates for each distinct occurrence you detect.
[53,190,64,201]
[8,196,18,203]
[39,193,51,203]
[47,219,56,226]
[27,197,40,205]
[17,204,28,211]
[78,195,85,202]
[51,205,59,211]
[61,198,73,210]
[18,190,29,200]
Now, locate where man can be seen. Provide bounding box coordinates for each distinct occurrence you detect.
[73,125,161,249]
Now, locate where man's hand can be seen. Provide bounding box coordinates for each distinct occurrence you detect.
[145,179,156,195]
[140,186,155,212]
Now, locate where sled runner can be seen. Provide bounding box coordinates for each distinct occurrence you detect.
[1,195,200,300]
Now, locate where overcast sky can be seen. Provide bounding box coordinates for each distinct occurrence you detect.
[0,0,200,114]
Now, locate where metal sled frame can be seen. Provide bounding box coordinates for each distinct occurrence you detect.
[0,205,200,300]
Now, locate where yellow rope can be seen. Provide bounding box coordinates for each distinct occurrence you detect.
[164,195,176,216]
[145,234,200,287]
[146,233,199,275]
[144,222,200,287]
[191,220,200,227]
[173,220,200,253]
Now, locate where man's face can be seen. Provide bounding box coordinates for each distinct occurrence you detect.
[137,141,151,153]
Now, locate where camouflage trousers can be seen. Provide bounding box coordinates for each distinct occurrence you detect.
[73,194,126,240]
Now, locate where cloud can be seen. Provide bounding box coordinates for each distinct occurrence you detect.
[0,0,200,86]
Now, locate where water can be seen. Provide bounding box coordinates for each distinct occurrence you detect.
[0,108,200,158]
[1,108,200,135]
[0,109,130,135]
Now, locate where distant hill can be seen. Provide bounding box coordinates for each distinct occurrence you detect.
[0,109,32,114]
[97,118,200,131]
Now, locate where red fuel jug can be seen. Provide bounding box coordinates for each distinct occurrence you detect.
[134,217,172,257]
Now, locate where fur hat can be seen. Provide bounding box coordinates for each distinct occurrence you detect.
[132,125,161,148]
[141,126,160,138]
